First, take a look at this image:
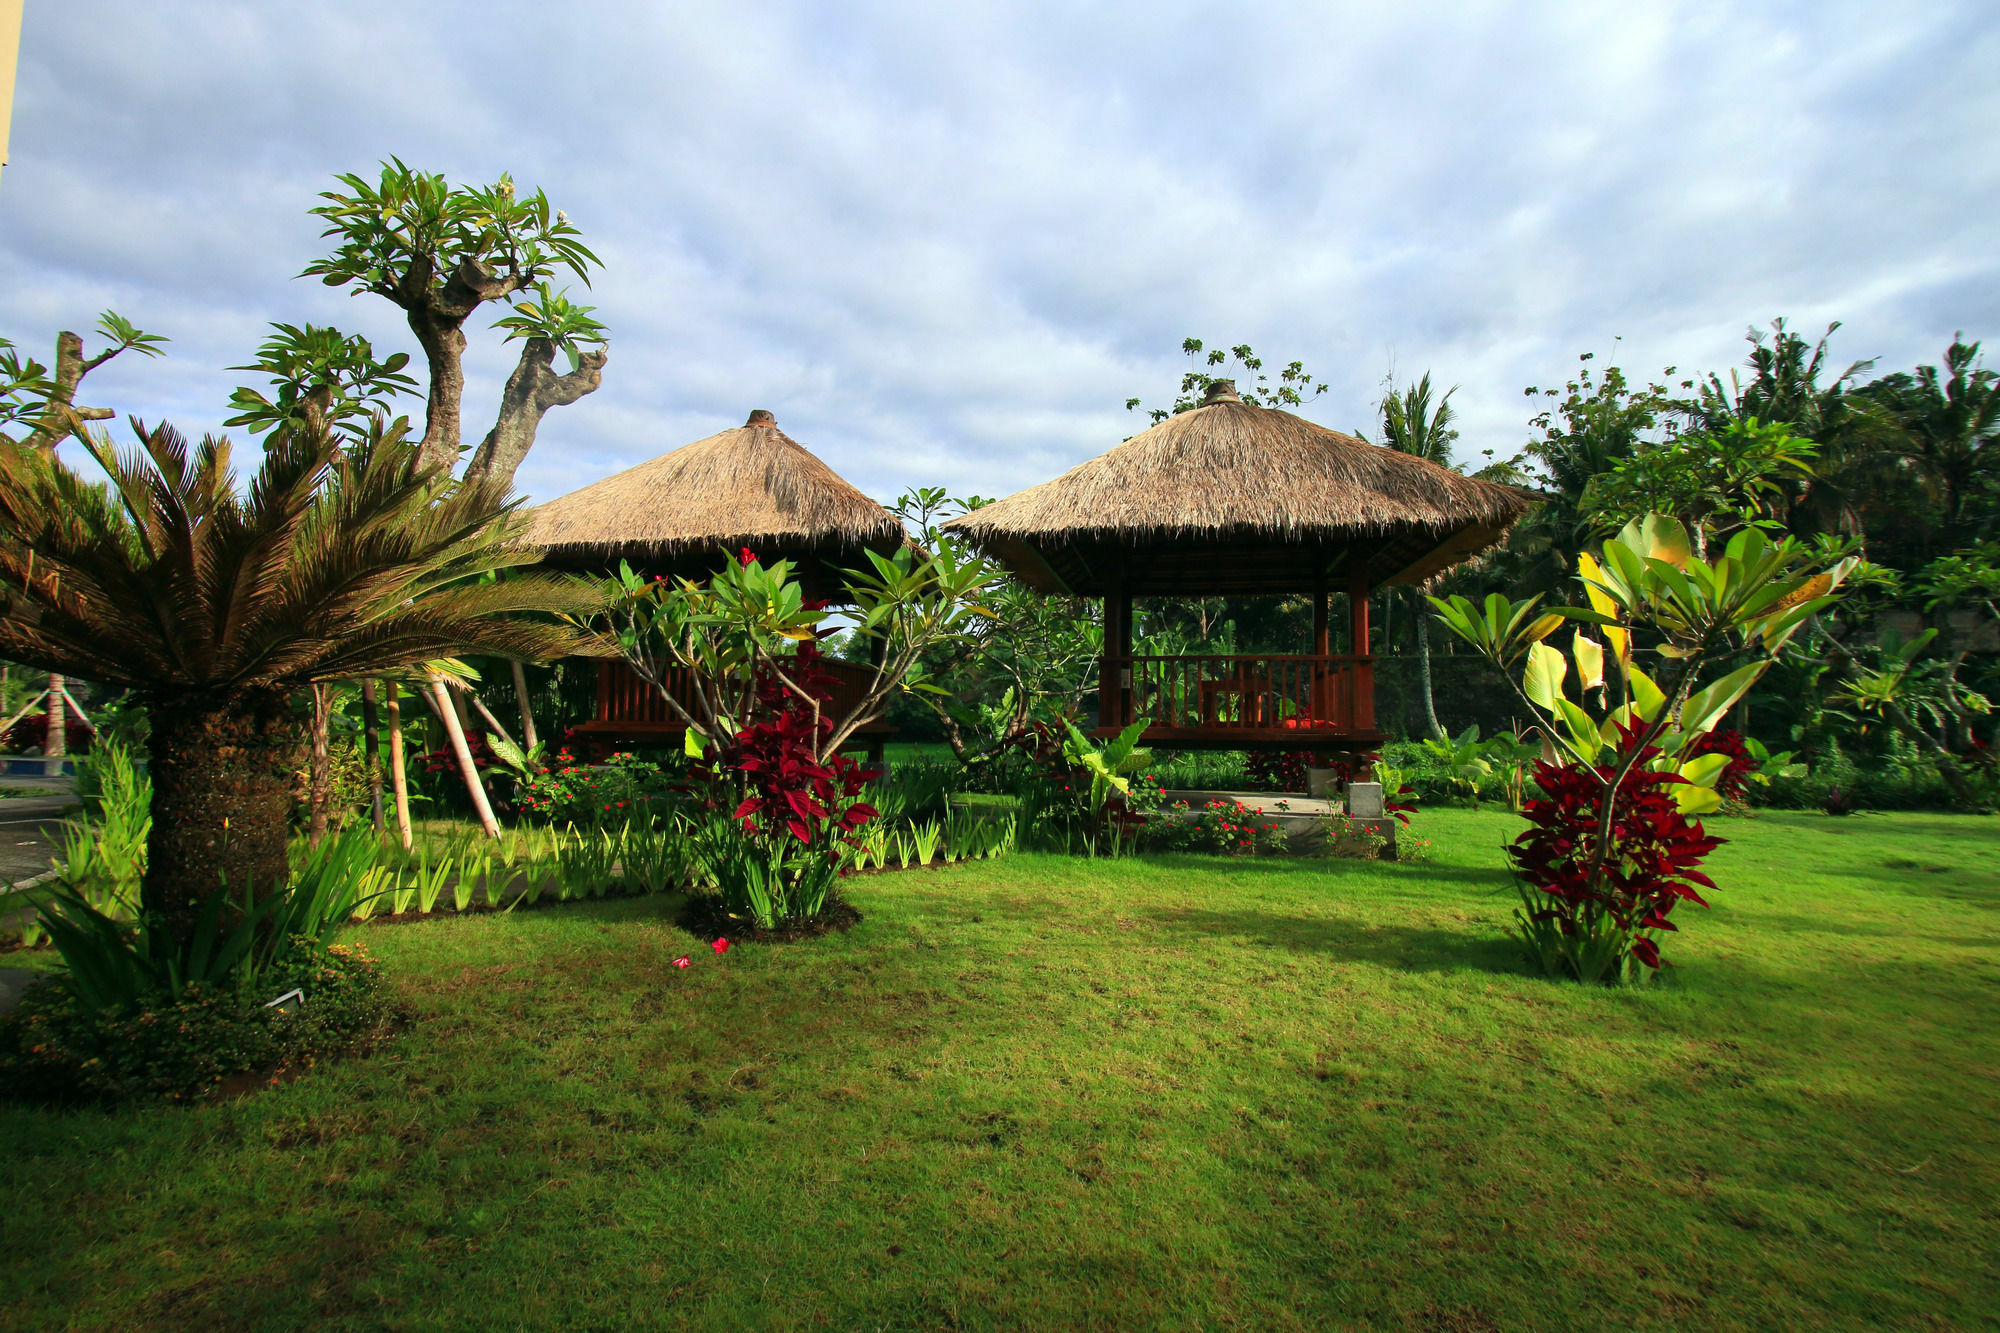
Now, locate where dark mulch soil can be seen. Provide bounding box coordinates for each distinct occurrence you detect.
[677,892,863,944]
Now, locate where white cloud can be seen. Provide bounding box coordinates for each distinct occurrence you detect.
[3,0,1994,507]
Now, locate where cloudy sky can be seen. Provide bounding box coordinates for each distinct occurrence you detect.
[4,1,1995,507]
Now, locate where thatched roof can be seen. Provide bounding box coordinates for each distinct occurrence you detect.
[942,381,1537,596]
[526,410,904,563]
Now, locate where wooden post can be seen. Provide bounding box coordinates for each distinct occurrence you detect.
[1349,560,1374,732]
[509,660,539,751]
[431,676,501,839]
[386,681,412,849]
[43,671,64,776]
[1348,561,1370,655]
[307,682,332,844]
[1102,574,1133,728]
[1312,573,1331,723]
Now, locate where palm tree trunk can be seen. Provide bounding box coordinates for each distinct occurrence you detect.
[431,676,500,838]
[143,688,300,951]
[386,681,412,850]
[1415,611,1443,740]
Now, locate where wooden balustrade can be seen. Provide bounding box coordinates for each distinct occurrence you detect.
[1097,654,1377,742]
[586,659,890,738]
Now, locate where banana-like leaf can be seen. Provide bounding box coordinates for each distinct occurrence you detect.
[1676,752,1731,789]
[1554,698,1605,763]
[1673,784,1723,815]
[1679,660,1767,737]
[1571,631,1604,692]
[1524,640,1568,710]
[1622,664,1666,722]
[1618,514,1692,569]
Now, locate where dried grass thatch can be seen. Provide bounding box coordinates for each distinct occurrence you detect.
[943,382,1537,594]
[527,410,903,561]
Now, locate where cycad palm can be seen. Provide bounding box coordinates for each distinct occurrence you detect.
[0,417,587,946]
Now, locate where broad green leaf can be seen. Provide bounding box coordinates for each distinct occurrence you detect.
[1626,664,1667,721]
[1524,640,1568,710]
[1677,752,1731,788]
[1555,699,1604,763]
[1673,784,1723,815]
[1571,631,1604,692]
[683,727,704,758]
[1680,660,1766,737]
[1619,513,1693,569]
[1576,551,1619,618]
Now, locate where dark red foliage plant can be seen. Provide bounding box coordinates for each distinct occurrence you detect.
[1681,729,1757,802]
[1508,733,1723,983]
[688,639,879,926]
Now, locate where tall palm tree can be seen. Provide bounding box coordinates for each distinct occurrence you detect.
[1861,336,2000,551]
[0,417,588,949]
[1371,373,1471,739]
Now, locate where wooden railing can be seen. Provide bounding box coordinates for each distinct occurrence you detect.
[592,659,886,730]
[1098,654,1375,736]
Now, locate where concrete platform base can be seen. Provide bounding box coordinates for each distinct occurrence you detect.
[1158,790,1399,858]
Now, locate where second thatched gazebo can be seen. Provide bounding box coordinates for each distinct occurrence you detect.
[942,381,1535,751]
[528,409,907,756]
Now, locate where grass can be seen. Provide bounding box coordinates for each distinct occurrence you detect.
[3,809,1996,1329]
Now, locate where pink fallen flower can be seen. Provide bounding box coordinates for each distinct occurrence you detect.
[712,938,730,954]
[673,956,691,969]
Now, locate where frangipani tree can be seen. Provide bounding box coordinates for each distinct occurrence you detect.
[590,542,998,765]
[1432,515,1855,980]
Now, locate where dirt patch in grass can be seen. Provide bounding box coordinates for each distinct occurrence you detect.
[677,891,863,943]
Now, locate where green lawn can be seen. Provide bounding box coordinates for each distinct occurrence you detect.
[3,810,1996,1330]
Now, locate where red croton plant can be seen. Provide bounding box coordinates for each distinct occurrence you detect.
[1509,721,1723,974]
[703,640,879,848]
[1432,516,1855,983]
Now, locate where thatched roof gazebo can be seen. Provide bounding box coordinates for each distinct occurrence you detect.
[942,381,1535,749]
[528,409,906,758]
[528,409,906,596]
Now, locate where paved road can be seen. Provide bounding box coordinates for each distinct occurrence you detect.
[0,787,79,886]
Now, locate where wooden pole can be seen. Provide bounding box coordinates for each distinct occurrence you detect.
[1312,572,1331,723]
[430,676,501,839]
[307,683,332,844]
[465,689,519,752]
[509,660,540,750]
[386,681,412,849]
[57,686,96,736]
[1349,560,1374,733]
[361,680,385,833]
[43,671,64,776]
[1348,561,1370,655]
[0,687,48,740]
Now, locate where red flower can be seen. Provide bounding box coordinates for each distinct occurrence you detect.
[739,547,757,565]
[712,938,730,954]
[673,956,691,968]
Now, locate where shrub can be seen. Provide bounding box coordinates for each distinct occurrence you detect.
[1141,798,1286,855]
[1245,750,1310,792]
[692,642,877,929]
[1509,749,1723,983]
[0,941,397,1104]
[516,750,681,826]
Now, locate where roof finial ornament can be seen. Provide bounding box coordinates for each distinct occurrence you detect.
[1201,380,1242,405]
[746,409,776,426]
